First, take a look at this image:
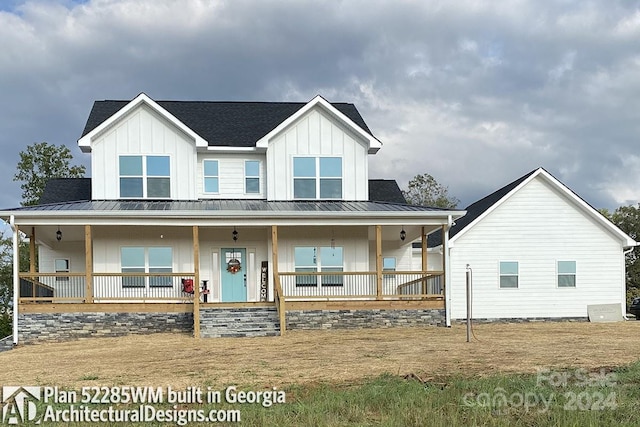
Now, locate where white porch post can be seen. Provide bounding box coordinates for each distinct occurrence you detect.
[444,216,452,327]
[11,216,19,345]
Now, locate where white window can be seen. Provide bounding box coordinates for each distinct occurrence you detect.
[121,247,173,288]
[245,160,260,194]
[203,160,219,193]
[557,261,576,287]
[383,257,396,280]
[293,157,342,199]
[55,258,70,282]
[499,261,518,288]
[119,155,170,198]
[294,246,344,286]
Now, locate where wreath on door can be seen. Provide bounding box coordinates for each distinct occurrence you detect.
[227,258,242,274]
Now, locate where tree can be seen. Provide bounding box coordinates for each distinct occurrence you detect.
[402,173,460,208]
[600,205,640,306]
[13,142,86,206]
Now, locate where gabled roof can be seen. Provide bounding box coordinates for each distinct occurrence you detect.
[368,180,407,204]
[428,167,637,248]
[35,178,407,205]
[78,93,375,152]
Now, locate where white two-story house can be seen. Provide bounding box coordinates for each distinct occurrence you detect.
[3,93,465,343]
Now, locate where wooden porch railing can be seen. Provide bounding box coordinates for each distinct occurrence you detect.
[18,273,195,303]
[278,271,444,300]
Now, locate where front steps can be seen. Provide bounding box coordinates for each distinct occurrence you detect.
[200,306,281,338]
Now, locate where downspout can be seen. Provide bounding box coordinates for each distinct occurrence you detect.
[622,246,635,320]
[444,215,453,327]
[9,216,18,346]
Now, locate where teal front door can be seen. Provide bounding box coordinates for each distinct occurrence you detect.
[221,248,247,302]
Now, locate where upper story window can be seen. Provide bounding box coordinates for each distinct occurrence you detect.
[203,160,219,193]
[245,161,260,194]
[119,155,170,198]
[293,157,342,199]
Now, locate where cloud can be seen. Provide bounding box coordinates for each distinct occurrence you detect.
[0,0,639,211]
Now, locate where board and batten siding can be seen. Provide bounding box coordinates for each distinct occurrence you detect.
[449,176,626,319]
[266,107,369,201]
[91,104,198,200]
[196,153,267,199]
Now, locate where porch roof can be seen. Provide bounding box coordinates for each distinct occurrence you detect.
[2,199,465,227]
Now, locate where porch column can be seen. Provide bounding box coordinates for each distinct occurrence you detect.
[421,226,427,295]
[375,225,383,300]
[30,227,36,298]
[85,225,93,303]
[272,225,286,335]
[193,226,200,339]
[12,218,19,345]
[29,227,36,274]
[442,222,451,327]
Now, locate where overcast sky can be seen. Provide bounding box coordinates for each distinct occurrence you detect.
[1,0,639,212]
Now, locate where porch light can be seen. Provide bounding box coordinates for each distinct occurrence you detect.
[400,227,406,241]
[232,227,238,242]
[56,227,62,242]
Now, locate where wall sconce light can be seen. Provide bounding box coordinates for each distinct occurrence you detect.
[232,227,238,242]
[400,227,406,241]
[56,227,62,242]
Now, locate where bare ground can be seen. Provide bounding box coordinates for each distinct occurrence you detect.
[2,322,639,388]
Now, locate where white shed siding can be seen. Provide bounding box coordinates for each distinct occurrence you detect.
[449,176,625,319]
[266,107,369,201]
[196,153,267,199]
[91,104,197,200]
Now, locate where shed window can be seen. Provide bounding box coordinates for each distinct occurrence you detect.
[499,261,518,288]
[557,261,576,287]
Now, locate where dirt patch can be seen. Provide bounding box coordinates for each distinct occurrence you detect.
[2,322,639,388]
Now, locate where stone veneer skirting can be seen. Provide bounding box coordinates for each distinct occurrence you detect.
[285,309,446,330]
[18,312,193,344]
[0,335,13,352]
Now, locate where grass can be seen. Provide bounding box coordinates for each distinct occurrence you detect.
[3,322,640,425]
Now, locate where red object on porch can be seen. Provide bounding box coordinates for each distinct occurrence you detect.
[182,279,194,294]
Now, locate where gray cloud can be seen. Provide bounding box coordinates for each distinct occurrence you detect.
[0,0,639,211]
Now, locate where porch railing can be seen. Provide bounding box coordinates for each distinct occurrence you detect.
[278,271,444,300]
[18,273,195,303]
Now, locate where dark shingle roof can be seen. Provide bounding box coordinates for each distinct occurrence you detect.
[37,179,406,205]
[81,99,373,147]
[427,169,537,247]
[38,178,91,205]
[368,180,407,204]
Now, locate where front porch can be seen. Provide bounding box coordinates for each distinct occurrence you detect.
[11,215,454,341]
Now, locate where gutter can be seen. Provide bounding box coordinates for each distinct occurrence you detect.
[9,215,18,346]
[444,215,453,327]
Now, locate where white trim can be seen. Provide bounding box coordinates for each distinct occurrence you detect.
[255,95,382,154]
[78,93,207,153]
[207,146,261,152]
[450,168,637,248]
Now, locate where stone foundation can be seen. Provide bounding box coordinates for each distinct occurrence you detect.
[18,312,193,344]
[452,317,588,324]
[0,336,13,352]
[286,309,446,330]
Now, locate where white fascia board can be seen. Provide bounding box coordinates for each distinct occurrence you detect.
[255,95,382,153]
[5,209,466,227]
[450,167,638,248]
[448,170,544,246]
[206,146,264,153]
[536,169,638,248]
[77,93,208,153]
